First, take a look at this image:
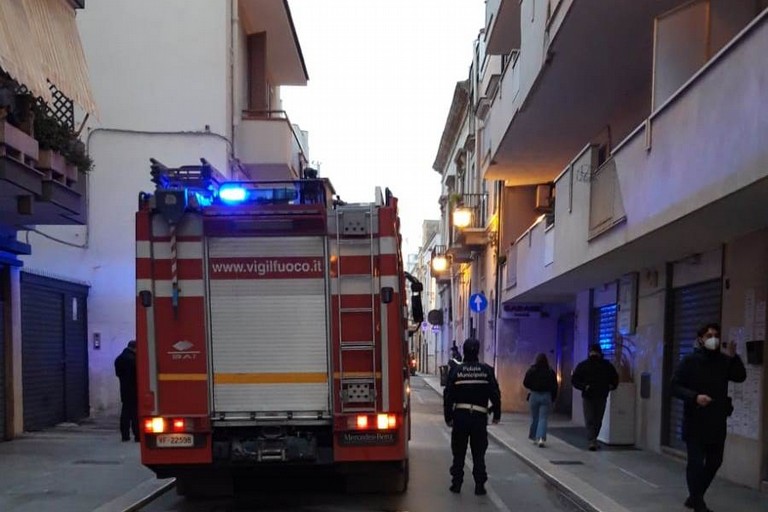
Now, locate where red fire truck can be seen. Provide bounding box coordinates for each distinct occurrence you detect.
[135,160,418,495]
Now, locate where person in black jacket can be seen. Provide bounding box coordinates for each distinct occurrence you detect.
[114,340,139,442]
[443,338,501,496]
[523,353,558,447]
[571,344,619,450]
[672,323,746,512]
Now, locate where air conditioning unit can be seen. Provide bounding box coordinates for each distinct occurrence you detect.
[535,184,553,212]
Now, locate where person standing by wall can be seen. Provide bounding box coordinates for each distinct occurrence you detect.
[443,338,501,496]
[524,353,558,447]
[114,340,139,442]
[672,323,746,512]
[571,344,619,451]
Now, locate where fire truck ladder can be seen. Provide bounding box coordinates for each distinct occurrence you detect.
[336,205,378,413]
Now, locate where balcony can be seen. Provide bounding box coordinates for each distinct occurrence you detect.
[503,11,768,302]
[483,0,689,184]
[485,0,521,55]
[239,0,308,86]
[236,110,308,180]
[0,88,87,230]
[450,193,489,249]
[430,245,451,284]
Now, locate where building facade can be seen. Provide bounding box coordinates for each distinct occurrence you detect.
[1,0,96,440]
[408,220,441,374]
[19,0,309,423]
[432,0,768,489]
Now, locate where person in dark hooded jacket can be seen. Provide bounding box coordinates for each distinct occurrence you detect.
[672,323,746,512]
[115,340,139,442]
[571,344,619,450]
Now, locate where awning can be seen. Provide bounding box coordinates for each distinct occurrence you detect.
[0,0,96,114]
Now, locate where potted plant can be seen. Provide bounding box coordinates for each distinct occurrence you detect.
[32,102,92,184]
[0,88,39,165]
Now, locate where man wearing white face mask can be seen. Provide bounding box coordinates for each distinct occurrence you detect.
[672,323,746,512]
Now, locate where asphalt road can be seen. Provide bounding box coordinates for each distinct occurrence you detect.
[140,376,584,512]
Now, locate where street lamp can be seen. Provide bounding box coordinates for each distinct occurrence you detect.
[431,254,449,273]
[452,206,472,229]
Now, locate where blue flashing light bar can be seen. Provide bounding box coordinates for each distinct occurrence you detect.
[219,185,248,204]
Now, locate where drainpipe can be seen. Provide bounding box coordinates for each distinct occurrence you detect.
[492,180,504,371]
[230,0,238,152]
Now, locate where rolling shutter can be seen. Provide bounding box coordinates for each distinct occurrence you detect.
[667,279,721,450]
[0,293,6,440]
[207,236,330,417]
[21,273,89,431]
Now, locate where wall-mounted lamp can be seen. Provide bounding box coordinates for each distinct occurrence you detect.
[452,207,472,229]
[431,255,449,273]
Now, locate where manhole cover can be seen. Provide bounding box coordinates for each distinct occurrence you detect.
[73,459,122,465]
[549,460,584,465]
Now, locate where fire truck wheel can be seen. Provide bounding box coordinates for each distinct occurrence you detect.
[392,460,409,494]
[343,460,409,494]
[175,473,234,499]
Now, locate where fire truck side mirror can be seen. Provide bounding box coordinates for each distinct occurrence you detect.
[411,294,424,324]
[139,290,153,308]
[381,287,394,304]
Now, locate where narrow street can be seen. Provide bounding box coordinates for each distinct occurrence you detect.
[139,377,584,512]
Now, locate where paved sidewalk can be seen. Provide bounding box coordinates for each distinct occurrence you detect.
[421,374,768,512]
[0,416,172,512]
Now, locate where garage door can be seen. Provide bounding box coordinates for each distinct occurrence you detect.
[666,279,721,451]
[0,289,6,440]
[21,273,89,431]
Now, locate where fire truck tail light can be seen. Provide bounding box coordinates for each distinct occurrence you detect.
[144,417,166,434]
[356,415,368,429]
[171,419,186,432]
[377,414,396,430]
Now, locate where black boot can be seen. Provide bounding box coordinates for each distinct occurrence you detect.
[449,483,461,493]
[475,483,487,495]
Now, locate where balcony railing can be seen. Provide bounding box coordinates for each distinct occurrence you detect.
[237,110,308,180]
[588,157,626,240]
[451,193,489,248]
[430,244,451,283]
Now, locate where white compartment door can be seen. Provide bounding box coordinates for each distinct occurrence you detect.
[207,236,329,416]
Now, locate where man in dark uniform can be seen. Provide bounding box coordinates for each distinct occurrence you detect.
[443,338,501,496]
[672,323,746,512]
[115,340,139,442]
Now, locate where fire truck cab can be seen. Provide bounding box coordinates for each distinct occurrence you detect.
[135,160,414,494]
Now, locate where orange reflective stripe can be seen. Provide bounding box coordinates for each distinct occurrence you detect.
[158,373,207,381]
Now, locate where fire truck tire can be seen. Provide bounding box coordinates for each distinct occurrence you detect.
[175,473,234,499]
[343,460,408,494]
[392,460,409,494]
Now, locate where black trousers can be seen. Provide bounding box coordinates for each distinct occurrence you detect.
[120,400,139,440]
[450,411,489,486]
[686,437,725,505]
[582,396,608,442]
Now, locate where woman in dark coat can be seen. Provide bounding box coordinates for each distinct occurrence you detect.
[523,353,558,447]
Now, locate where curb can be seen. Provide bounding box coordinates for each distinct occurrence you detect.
[420,376,629,512]
[121,479,176,512]
[89,478,175,512]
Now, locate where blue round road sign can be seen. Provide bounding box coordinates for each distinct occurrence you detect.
[469,293,488,313]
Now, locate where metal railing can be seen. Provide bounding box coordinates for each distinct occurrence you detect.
[453,193,488,229]
[241,109,308,168]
